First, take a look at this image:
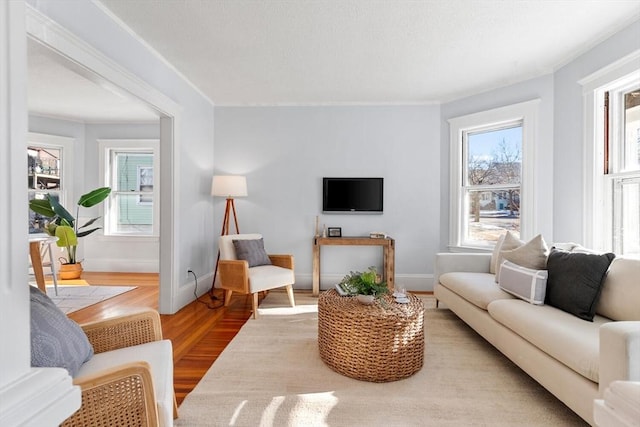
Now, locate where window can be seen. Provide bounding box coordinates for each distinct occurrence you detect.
[583,55,640,256]
[449,100,540,250]
[99,140,159,237]
[27,133,74,234]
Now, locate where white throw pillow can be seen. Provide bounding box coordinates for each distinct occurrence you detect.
[496,234,549,282]
[491,231,524,275]
[498,260,548,305]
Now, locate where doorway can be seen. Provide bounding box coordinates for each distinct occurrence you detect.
[26,9,180,313]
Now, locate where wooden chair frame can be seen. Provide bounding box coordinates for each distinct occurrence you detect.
[219,254,295,318]
[62,309,177,427]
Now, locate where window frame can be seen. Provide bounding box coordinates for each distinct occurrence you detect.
[27,132,75,235]
[448,99,540,251]
[98,139,160,238]
[581,50,640,253]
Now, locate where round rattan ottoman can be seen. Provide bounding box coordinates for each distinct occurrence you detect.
[318,289,424,382]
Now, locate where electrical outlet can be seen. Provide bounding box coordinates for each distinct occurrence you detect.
[187,269,193,279]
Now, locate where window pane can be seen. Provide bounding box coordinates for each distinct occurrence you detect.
[114,152,153,192]
[464,188,520,244]
[111,193,153,235]
[466,126,522,186]
[28,146,63,234]
[623,88,640,172]
[614,178,640,256]
[28,191,62,233]
[28,146,61,189]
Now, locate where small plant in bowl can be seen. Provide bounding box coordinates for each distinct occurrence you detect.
[339,266,388,304]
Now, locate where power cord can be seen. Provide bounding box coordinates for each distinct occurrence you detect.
[190,269,224,310]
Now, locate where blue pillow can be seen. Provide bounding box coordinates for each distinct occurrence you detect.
[30,286,93,376]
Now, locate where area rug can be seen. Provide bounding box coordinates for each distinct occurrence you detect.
[176,292,587,426]
[44,285,137,314]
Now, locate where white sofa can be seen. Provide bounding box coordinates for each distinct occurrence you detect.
[434,253,640,426]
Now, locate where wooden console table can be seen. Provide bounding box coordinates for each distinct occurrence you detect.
[312,236,395,296]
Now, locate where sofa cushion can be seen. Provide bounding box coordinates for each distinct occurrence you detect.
[546,248,615,321]
[487,299,611,383]
[76,340,174,427]
[30,286,93,376]
[438,272,515,310]
[596,258,640,321]
[233,238,272,267]
[248,265,294,293]
[490,231,523,274]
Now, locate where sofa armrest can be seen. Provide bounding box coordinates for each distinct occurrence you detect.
[599,321,640,395]
[434,253,492,284]
[63,362,158,427]
[269,254,294,270]
[81,309,163,354]
[219,259,250,293]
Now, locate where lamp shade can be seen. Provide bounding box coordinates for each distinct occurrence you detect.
[211,175,248,197]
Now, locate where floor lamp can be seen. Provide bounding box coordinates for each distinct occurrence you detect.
[210,175,248,296]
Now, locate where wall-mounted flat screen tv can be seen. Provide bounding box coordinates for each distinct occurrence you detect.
[323,177,383,213]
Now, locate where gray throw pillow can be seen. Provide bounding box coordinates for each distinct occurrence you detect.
[30,286,93,376]
[233,238,272,267]
[545,248,615,321]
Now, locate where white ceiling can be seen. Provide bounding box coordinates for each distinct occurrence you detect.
[27,1,640,121]
[28,39,159,123]
[95,0,640,106]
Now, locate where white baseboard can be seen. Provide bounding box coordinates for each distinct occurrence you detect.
[0,368,80,426]
[83,258,159,273]
[174,271,215,313]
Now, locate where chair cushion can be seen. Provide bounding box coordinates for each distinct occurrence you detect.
[30,286,93,376]
[249,265,295,293]
[76,340,174,427]
[233,238,272,267]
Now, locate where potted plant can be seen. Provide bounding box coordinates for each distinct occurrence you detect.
[29,187,111,279]
[339,266,388,304]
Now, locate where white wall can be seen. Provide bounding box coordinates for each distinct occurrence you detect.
[214,105,440,291]
[83,122,161,272]
[1,2,80,424]
[28,116,163,272]
[440,75,555,246]
[27,0,216,312]
[553,19,640,243]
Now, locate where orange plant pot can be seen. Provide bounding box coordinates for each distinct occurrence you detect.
[59,262,83,280]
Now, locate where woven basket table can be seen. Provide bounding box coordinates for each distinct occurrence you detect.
[318,289,424,382]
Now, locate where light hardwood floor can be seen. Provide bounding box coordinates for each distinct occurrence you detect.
[65,272,260,405]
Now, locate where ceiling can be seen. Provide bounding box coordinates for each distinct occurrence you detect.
[28,39,159,122]
[96,0,640,106]
[27,1,640,121]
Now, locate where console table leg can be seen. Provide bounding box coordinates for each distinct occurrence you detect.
[312,242,320,296]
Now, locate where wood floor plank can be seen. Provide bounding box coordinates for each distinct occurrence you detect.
[65,272,253,405]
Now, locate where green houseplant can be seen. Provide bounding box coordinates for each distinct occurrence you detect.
[29,187,111,278]
[339,266,388,304]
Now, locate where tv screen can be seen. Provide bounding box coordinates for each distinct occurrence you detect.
[323,177,383,213]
